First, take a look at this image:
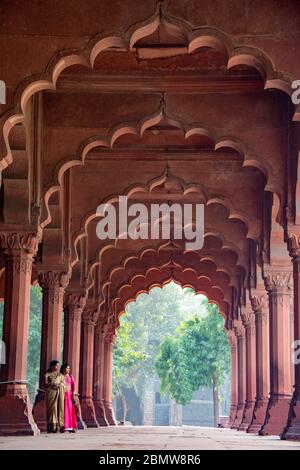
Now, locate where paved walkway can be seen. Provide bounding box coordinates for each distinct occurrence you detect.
[0,426,300,450]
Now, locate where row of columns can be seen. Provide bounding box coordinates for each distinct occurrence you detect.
[227,264,300,438]
[0,232,116,435]
[1,230,300,438]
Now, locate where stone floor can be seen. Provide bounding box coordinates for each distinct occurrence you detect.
[0,426,300,450]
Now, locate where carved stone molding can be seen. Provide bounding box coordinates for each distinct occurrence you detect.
[255,310,269,325]
[233,320,245,338]
[64,293,86,311]
[0,232,41,255]
[6,258,33,275]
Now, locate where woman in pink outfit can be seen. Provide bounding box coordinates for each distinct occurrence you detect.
[60,363,78,433]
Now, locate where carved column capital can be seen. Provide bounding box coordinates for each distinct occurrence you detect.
[64,292,86,321]
[287,232,300,259]
[104,324,116,345]
[95,319,106,337]
[38,269,70,304]
[227,329,237,352]
[64,292,86,309]
[264,268,293,293]
[233,320,245,339]
[82,308,99,332]
[241,310,256,332]
[251,290,269,315]
[0,231,41,255]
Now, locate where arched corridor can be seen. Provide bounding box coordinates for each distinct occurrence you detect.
[1,0,300,447]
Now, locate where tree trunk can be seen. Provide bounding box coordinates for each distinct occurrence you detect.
[212,372,220,427]
[120,392,127,424]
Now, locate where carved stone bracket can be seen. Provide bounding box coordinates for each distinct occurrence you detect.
[287,232,300,259]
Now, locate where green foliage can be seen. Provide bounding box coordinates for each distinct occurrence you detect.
[113,282,203,398]
[27,286,42,398]
[155,300,230,405]
[0,286,42,400]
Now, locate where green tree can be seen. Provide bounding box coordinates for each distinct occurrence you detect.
[0,286,42,401]
[113,319,147,422]
[155,301,230,426]
[113,282,204,420]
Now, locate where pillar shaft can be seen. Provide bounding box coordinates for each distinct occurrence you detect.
[231,323,245,429]
[103,328,117,425]
[0,232,40,436]
[63,292,86,429]
[282,235,300,439]
[227,332,238,427]
[248,292,270,433]
[260,269,293,436]
[80,308,98,427]
[239,312,256,431]
[93,323,108,426]
[33,268,69,432]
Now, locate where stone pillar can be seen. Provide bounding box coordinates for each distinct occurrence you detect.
[239,311,256,431]
[282,235,300,439]
[260,268,293,435]
[0,232,40,436]
[93,322,108,426]
[248,291,270,433]
[79,308,99,427]
[227,331,238,427]
[33,268,69,432]
[231,322,246,429]
[63,292,86,429]
[103,328,117,425]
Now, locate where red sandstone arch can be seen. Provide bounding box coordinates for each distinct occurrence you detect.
[89,232,244,294]
[0,1,297,179]
[110,262,229,329]
[40,112,275,233]
[69,170,256,270]
[90,240,238,327]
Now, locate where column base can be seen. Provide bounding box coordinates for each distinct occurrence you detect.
[32,389,47,432]
[281,388,300,440]
[259,394,292,436]
[231,403,244,429]
[0,384,40,436]
[103,400,117,425]
[247,396,269,433]
[94,400,109,426]
[80,397,99,428]
[226,404,237,427]
[238,400,256,431]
